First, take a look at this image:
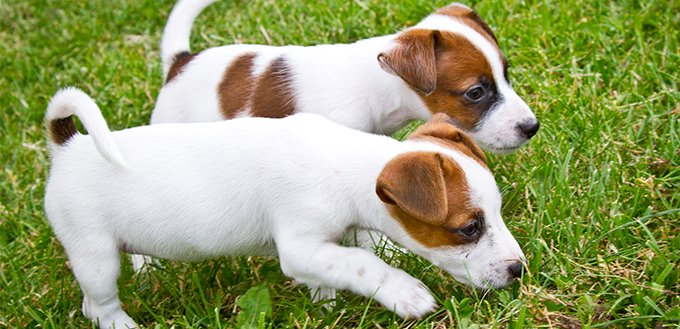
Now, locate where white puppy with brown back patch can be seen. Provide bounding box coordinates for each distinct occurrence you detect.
[152,0,539,153]
[44,88,524,329]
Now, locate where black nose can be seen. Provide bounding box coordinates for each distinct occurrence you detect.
[519,120,540,139]
[508,261,524,279]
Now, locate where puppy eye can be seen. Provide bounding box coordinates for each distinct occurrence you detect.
[464,87,484,101]
[460,220,479,237]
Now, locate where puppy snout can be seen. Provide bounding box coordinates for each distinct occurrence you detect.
[508,260,524,279]
[518,120,540,139]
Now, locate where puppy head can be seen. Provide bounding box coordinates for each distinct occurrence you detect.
[378,3,539,154]
[376,116,524,289]
[405,113,487,168]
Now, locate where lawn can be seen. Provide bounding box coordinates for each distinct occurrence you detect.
[1,0,679,327]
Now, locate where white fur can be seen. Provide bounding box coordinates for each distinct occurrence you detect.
[151,0,538,150]
[45,89,524,328]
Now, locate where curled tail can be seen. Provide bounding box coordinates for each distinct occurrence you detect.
[161,0,218,80]
[46,87,128,168]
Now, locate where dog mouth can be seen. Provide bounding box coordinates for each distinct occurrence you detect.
[467,127,530,155]
[448,273,514,290]
[467,273,520,290]
[478,143,524,155]
[444,258,522,290]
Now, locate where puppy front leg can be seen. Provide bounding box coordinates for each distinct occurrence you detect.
[277,240,436,319]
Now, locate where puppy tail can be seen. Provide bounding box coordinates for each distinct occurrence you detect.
[161,0,218,80]
[45,87,129,168]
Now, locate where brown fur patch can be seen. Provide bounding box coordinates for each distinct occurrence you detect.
[250,57,297,118]
[407,113,488,168]
[377,152,448,224]
[435,4,508,76]
[48,116,78,146]
[379,26,501,132]
[421,31,496,132]
[165,51,199,84]
[217,53,257,119]
[378,29,438,94]
[435,4,500,50]
[376,152,481,248]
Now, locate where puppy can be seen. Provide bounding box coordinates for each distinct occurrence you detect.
[152,0,539,154]
[44,88,525,329]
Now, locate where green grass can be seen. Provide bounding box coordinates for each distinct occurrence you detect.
[1,0,679,327]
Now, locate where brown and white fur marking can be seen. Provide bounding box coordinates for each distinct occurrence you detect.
[152,0,539,154]
[45,88,524,329]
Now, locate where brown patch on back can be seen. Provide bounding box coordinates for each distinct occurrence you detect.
[217,53,257,119]
[407,113,488,168]
[250,57,298,118]
[48,116,78,146]
[421,31,496,132]
[376,152,481,248]
[165,51,199,84]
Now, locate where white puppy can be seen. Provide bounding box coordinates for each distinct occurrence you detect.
[152,0,539,154]
[44,88,524,329]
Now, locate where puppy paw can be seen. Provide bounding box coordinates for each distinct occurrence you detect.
[82,299,137,329]
[98,310,138,329]
[130,254,159,272]
[309,285,337,310]
[375,271,436,319]
[81,297,92,319]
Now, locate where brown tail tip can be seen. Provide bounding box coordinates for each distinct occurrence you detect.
[48,116,78,146]
[165,51,197,84]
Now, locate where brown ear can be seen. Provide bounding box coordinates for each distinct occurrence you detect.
[377,29,440,95]
[408,114,488,166]
[376,152,448,224]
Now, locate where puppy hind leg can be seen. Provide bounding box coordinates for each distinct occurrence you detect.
[66,237,137,329]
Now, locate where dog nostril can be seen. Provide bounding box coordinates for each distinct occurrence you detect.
[519,120,540,139]
[508,261,524,279]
